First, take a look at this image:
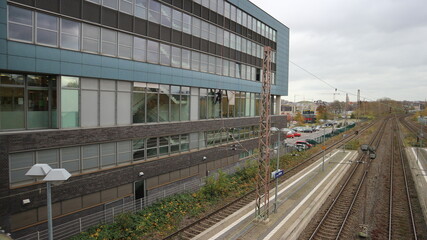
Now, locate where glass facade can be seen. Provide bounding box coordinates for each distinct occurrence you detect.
[7,5,277,83]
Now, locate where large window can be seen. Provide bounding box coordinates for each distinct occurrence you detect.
[0,74,25,130]
[147,40,159,64]
[135,0,148,19]
[148,0,161,24]
[101,28,118,56]
[60,19,80,50]
[82,24,100,53]
[8,6,33,42]
[36,13,58,47]
[61,76,79,128]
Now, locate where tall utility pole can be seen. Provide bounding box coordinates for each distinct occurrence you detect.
[256,46,272,221]
[357,89,360,122]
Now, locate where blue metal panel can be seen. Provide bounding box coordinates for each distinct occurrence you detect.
[101,67,118,79]
[0,54,6,69]
[36,46,60,61]
[81,64,101,78]
[101,56,118,68]
[133,61,148,72]
[0,23,5,39]
[133,70,147,82]
[8,41,36,58]
[60,49,82,64]
[0,39,5,54]
[82,53,101,66]
[61,62,82,76]
[0,8,6,24]
[118,59,133,70]
[36,59,60,74]
[118,69,133,81]
[8,55,36,72]
[0,0,6,9]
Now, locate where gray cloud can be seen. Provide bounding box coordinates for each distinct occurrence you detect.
[250,0,427,101]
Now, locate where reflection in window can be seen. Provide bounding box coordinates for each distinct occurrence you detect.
[8,6,33,42]
[182,49,191,69]
[148,0,161,24]
[182,13,191,34]
[133,37,147,62]
[135,0,148,19]
[191,51,200,71]
[132,82,146,123]
[172,9,182,31]
[160,4,172,27]
[159,85,170,122]
[160,43,171,66]
[192,17,201,38]
[103,0,118,10]
[171,47,181,68]
[147,40,159,63]
[119,0,133,14]
[36,13,58,46]
[61,19,80,50]
[146,84,159,122]
[133,139,145,160]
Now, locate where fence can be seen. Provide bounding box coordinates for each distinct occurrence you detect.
[15,178,203,240]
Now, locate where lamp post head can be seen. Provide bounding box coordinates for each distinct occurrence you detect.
[25,164,52,179]
[43,168,71,185]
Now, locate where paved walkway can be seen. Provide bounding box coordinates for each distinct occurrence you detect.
[406,147,427,223]
[194,150,358,240]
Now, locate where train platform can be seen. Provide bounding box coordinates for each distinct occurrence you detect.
[194,150,359,240]
[405,147,427,223]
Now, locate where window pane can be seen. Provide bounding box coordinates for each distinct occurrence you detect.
[101,28,117,56]
[28,89,49,129]
[61,89,79,128]
[160,43,171,66]
[148,0,161,24]
[9,6,33,25]
[172,9,182,31]
[183,13,191,34]
[61,147,80,173]
[101,142,116,167]
[100,91,115,126]
[133,37,146,62]
[118,141,132,163]
[120,0,133,14]
[146,92,158,122]
[103,0,118,9]
[161,4,172,27]
[118,32,132,59]
[135,0,148,19]
[147,40,159,63]
[37,149,59,168]
[61,19,80,50]
[132,92,145,123]
[191,51,200,71]
[0,87,25,130]
[81,90,99,127]
[82,24,100,53]
[200,54,208,72]
[180,94,189,121]
[133,139,145,160]
[36,13,58,46]
[82,145,99,171]
[171,46,181,68]
[192,17,201,38]
[182,49,190,69]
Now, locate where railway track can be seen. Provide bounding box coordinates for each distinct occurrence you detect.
[308,118,388,240]
[388,118,417,239]
[164,121,376,240]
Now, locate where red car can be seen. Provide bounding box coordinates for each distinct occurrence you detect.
[286,132,294,138]
[295,141,313,148]
[290,130,301,137]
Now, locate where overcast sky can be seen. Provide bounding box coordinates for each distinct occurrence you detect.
[250,0,427,103]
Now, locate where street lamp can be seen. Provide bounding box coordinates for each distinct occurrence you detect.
[26,165,71,240]
[270,127,287,213]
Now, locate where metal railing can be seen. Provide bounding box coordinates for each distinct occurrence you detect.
[14,179,203,240]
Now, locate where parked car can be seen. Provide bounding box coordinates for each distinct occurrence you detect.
[285,132,294,138]
[302,127,313,133]
[295,140,313,148]
[295,143,308,151]
[292,127,304,132]
[290,130,301,137]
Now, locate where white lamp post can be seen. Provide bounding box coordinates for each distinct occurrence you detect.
[26,165,71,240]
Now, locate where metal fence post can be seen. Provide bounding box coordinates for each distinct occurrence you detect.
[112,208,115,223]
[37,231,40,240]
[79,218,82,232]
